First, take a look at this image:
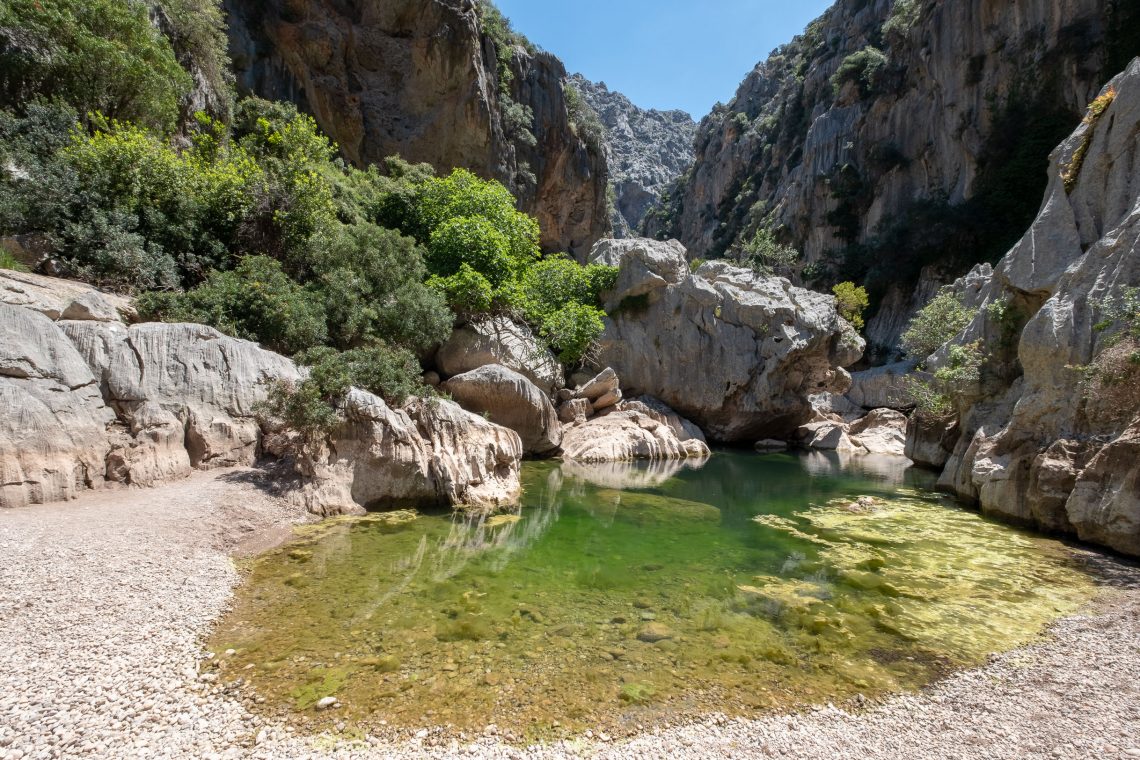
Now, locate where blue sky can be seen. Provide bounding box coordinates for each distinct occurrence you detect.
[495,0,835,118]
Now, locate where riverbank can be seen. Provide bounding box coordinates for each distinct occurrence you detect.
[1,468,1138,759]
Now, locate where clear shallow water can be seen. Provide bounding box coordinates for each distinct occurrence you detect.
[209,451,1094,739]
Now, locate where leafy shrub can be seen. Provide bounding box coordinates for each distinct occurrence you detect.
[900,288,977,359]
[427,263,495,316]
[0,0,192,132]
[136,256,328,355]
[830,47,889,98]
[538,301,606,364]
[259,345,428,445]
[428,216,515,286]
[832,281,870,330]
[155,0,234,121]
[905,341,984,417]
[1096,286,1140,343]
[741,228,800,276]
[882,0,921,40]
[409,168,540,268]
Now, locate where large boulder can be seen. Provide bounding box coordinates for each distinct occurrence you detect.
[0,269,134,322]
[0,303,116,507]
[592,238,863,442]
[848,408,908,456]
[294,391,523,516]
[845,360,918,410]
[1064,419,1140,556]
[442,365,561,456]
[435,317,564,394]
[560,403,711,463]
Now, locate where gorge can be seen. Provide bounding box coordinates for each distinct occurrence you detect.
[0,0,1138,758]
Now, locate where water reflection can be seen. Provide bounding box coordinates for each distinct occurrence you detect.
[561,455,710,490]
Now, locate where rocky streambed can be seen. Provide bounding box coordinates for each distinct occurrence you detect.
[5,456,1138,760]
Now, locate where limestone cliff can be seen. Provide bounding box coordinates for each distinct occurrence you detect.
[568,75,696,238]
[647,0,1139,355]
[223,0,609,258]
[907,59,1140,556]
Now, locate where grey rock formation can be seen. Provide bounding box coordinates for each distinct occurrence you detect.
[560,405,711,464]
[568,75,696,238]
[435,317,564,394]
[592,237,863,441]
[648,0,1127,344]
[224,0,609,258]
[1,270,134,322]
[908,60,1140,555]
[443,365,561,456]
[293,391,524,517]
[0,274,528,515]
[0,303,116,507]
[845,360,918,410]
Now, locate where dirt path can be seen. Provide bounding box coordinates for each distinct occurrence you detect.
[1,470,1138,759]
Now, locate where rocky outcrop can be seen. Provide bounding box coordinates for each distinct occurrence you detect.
[0,303,116,507]
[1,269,134,322]
[647,0,1132,349]
[224,0,609,257]
[796,407,908,457]
[435,317,564,394]
[568,75,696,237]
[560,405,710,464]
[908,60,1140,555]
[0,273,527,515]
[592,237,863,442]
[845,360,918,410]
[292,391,523,517]
[442,365,560,456]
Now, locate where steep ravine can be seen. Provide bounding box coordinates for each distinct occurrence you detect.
[569,75,696,238]
[647,0,1139,355]
[222,0,610,258]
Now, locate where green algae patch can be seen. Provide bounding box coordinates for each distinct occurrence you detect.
[210,452,1095,740]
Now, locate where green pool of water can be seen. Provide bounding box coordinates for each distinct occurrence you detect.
[209,451,1095,738]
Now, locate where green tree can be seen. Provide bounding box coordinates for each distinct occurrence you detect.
[0,0,191,132]
[832,281,870,330]
[900,288,977,359]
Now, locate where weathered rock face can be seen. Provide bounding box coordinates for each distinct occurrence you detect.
[568,75,696,238]
[293,391,523,517]
[435,317,564,394]
[224,0,609,257]
[560,405,711,464]
[0,273,527,515]
[845,360,918,411]
[592,238,863,442]
[0,303,115,507]
[648,0,1132,351]
[0,269,134,322]
[909,60,1140,556]
[443,365,560,456]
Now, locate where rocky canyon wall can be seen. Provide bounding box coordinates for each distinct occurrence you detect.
[569,75,696,238]
[222,0,609,258]
[647,0,1138,355]
[908,59,1140,556]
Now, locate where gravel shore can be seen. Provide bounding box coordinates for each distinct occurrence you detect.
[2,469,1139,760]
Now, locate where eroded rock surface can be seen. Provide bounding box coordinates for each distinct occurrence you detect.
[293,391,523,517]
[593,238,863,441]
[561,404,711,464]
[907,60,1140,555]
[436,318,564,394]
[443,365,560,456]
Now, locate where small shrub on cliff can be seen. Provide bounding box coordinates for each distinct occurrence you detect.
[1096,286,1140,343]
[740,228,800,277]
[904,341,985,418]
[900,288,977,360]
[564,83,606,155]
[830,47,889,98]
[882,0,921,40]
[832,281,870,330]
